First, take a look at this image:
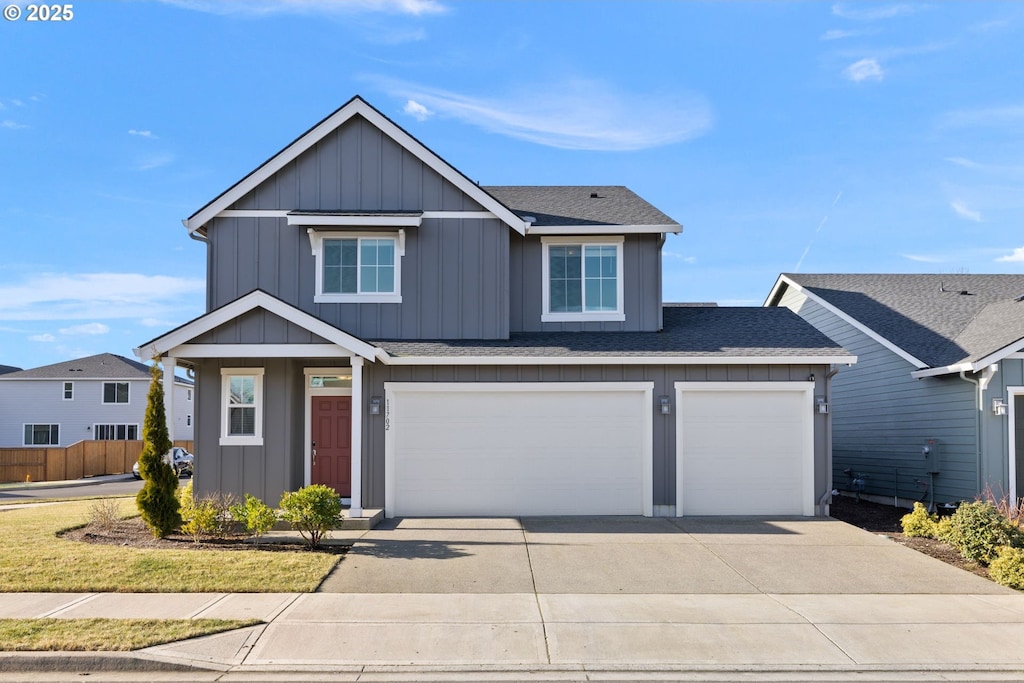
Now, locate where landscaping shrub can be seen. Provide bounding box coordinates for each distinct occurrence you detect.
[989,546,1024,590]
[901,502,939,538]
[230,494,278,544]
[135,362,181,538]
[177,481,218,544]
[943,500,1024,565]
[88,498,122,533]
[279,484,342,549]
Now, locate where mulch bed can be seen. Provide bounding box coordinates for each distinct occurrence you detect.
[61,517,345,554]
[829,495,991,580]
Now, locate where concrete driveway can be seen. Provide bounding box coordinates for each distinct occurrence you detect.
[317,515,1006,595]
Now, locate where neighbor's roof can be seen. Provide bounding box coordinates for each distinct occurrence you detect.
[373,306,852,362]
[0,365,22,375]
[484,186,680,230]
[0,353,150,380]
[774,273,1024,370]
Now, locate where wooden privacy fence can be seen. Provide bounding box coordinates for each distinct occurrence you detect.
[0,440,195,484]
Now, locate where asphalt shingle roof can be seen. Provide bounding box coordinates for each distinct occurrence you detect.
[373,306,851,360]
[781,274,1024,368]
[0,353,150,380]
[483,186,680,228]
[0,365,22,375]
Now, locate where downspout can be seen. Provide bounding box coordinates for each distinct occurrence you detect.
[819,364,842,516]
[960,366,997,495]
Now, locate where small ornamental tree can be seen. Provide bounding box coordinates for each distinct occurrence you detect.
[135,361,181,538]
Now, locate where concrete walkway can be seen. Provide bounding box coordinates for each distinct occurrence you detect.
[3,516,1024,681]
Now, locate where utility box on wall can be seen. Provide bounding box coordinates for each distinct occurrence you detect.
[923,438,941,474]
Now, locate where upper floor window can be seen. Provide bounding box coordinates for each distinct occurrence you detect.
[187,389,192,401]
[541,237,625,322]
[220,368,264,446]
[24,424,59,446]
[63,382,73,401]
[309,231,402,304]
[103,382,129,404]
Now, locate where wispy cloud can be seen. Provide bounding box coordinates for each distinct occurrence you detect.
[137,153,175,171]
[946,156,984,170]
[950,200,982,222]
[128,129,158,139]
[403,99,432,121]
[938,104,1024,129]
[996,247,1024,263]
[831,3,920,21]
[843,58,884,82]
[58,323,110,336]
[378,79,713,151]
[663,251,697,264]
[903,253,948,264]
[0,273,204,321]
[159,0,446,17]
[821,28,868,41]
[139,318,176,328]
[28,333,55,343]
[1,120,28,130]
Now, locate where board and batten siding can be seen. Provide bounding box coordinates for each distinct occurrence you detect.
[205,115,510,341]
[982,357,1024,498]
[509,233,663,333]
[778,286,979,503]
[0,379,149,448]
[360,363,830,512]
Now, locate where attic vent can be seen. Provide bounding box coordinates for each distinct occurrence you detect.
[590,191,601,199]
[960,290,972,296]
[1017,294,1024,302]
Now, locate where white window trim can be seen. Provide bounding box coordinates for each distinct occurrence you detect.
[220,368,264,446]
[101,382,130,405]
[23,423,60,446]
[541,236,625,323]
[308,230,403,304]
[63,382,73,401]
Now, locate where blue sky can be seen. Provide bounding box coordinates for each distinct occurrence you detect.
[1,0,1022,371]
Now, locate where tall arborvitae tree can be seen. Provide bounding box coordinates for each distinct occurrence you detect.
[136,361,181,538]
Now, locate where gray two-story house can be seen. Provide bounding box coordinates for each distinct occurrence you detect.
[137,96,854,518]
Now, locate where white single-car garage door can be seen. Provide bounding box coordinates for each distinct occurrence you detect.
[385,382,653,517]
[676,382,815,516]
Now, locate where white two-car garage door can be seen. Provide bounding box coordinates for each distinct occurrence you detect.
[676,382,815,516]
[384,382,653,517]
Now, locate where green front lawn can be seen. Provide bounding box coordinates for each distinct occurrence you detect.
[0,618,260,651]
[0,499,339,593]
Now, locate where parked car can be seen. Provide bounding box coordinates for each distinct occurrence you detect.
[132,447,194,479]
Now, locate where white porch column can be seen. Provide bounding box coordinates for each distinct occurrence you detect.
[349,357,363,517]
[163,356,176,444]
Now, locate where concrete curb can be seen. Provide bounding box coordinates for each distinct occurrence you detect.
[0,474,135,492]
[0,651,222,673]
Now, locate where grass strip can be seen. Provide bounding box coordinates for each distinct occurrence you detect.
[0,499,339,593]
[0,618,260,651]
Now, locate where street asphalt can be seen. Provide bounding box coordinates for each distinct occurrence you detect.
[2,509,1024,681]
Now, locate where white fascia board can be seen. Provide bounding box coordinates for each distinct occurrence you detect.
[135,291,379,361]
[527,224,681,236]
[215,210,497,222]
[912,338,1024,379]
[763,274,789,307]
[287,214,422,228]
[187,98,528,236]
[774,275,928,370]
[170,344,350,359]
[379,354,857,366]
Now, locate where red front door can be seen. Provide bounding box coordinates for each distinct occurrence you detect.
[311,396,351,496]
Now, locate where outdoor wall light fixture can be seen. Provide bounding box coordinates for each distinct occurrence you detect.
[808,373,816,382]
[658,396,672,415]
[993,397,1008,416]
[370,397,382,415]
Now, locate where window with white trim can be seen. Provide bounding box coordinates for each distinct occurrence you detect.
[309,231,402,304]
[63,382,73,400]
[541,237,625,322]
[94,424,139,440]
[102,382,129,404]
[220,368,264,446]
[24,424,59,446]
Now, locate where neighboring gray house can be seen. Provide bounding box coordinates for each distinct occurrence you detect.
[0,353,194,447]
[767,274,1024,507]
[0,365,21,376]
[136,96,853,518]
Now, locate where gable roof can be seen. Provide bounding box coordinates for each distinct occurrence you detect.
[134,289,381,362]
[373,306,854,365]
[0,353,149,380]
[484,186,681,234]
[768,273,1024,374]
[0,365,21,375]
[186,95,528,236]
